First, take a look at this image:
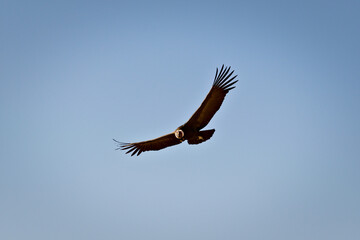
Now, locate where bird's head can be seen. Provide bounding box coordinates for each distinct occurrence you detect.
[174,129,185,140]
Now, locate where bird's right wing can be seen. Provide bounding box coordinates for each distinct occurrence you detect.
[113,132,182,156]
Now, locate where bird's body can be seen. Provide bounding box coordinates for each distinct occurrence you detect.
[174,124,215,144]
[114,65,238,156]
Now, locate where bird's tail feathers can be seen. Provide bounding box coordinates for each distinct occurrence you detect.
[187,129,215,145]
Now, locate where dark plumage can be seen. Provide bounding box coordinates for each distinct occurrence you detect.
[114,65,238,156]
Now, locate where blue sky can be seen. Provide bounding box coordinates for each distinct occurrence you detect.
[1,0,360,239]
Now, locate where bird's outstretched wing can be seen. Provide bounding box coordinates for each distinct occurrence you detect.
[184,65,238,130]
[113,133,182,156]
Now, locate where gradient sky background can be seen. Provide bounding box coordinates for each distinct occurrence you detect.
[1,0,360,239]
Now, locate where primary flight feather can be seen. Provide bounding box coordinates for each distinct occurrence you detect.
[113,65,238,156]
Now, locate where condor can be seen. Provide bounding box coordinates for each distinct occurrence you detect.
[114,65,238,156]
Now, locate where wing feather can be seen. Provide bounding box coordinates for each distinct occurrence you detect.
[185,65,238,130]
[113,132,182,156]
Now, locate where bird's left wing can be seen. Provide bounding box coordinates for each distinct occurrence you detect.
[184,65,238,130]
[113,132,182,156]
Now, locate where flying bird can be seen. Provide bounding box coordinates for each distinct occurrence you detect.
[114,65,238,156]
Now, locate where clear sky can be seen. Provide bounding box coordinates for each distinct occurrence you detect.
[1,0,359,239]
